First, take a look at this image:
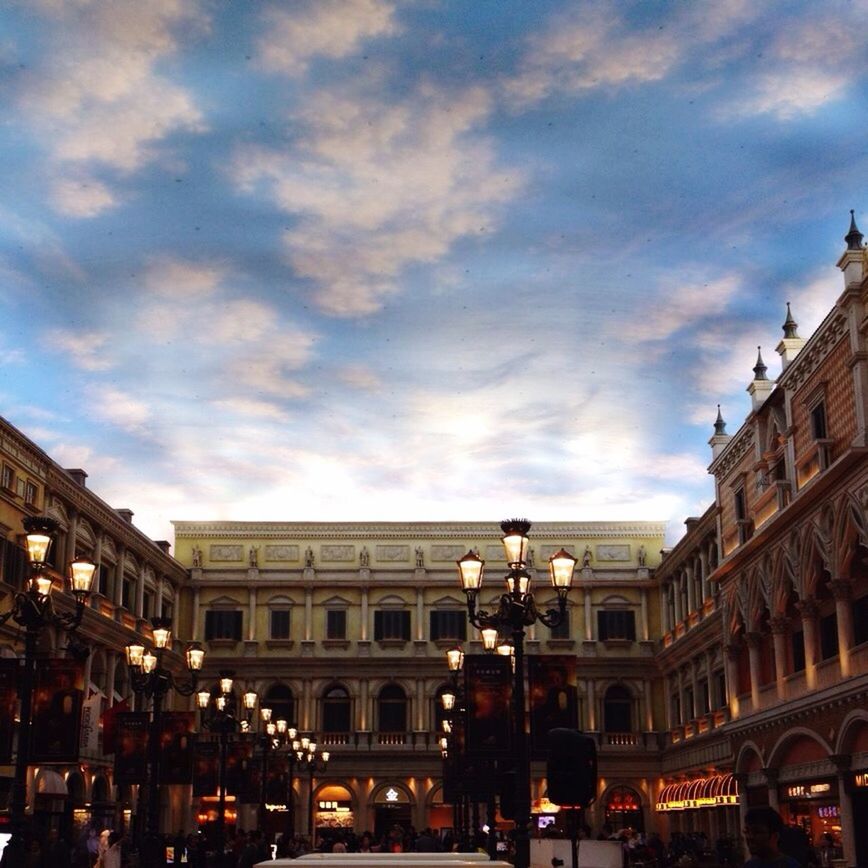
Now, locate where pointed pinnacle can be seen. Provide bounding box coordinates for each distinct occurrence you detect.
[845,209,864,251]
[782,301,799,339]
[714,404,727,436]
[753,347,768,381]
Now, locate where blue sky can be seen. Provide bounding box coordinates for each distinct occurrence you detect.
[1,0,866,544]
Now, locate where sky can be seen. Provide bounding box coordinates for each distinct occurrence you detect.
[1,0,867,546]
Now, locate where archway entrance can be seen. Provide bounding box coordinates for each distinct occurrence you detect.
[373,784,413,843]
[314,784,353,847]
[604,786,643,832]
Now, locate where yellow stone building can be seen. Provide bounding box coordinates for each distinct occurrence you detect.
[172,519,667,840]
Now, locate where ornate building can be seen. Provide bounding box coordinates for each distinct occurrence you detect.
[172,519,667,840]
[0,416,192,836]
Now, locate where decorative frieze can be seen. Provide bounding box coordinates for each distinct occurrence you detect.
[321,545,355,562]
[209,545,243,562]
[376,545,410,562]
[597,544,630,561]
[265,545,299,562]
[431,545,467,561]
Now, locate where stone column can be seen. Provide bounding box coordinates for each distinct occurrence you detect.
[248,587,257,641]
[643,679,654,731]
[416,677,425,731]
[674,577,683,624]
[763,768,779,810]
[586,680,596,730]
[416,589,425,642]
[745,632,762,711]
[699,549,710,604]
[690,661,699,720]
[106,655,117,705]
[640,589,649,641]
[685,565,696,616]
[65,507,79,567]
[832,754,857,867]
[723,643,740,718]
[733,773,749,847]
[769,616,789,700]
[797,598,819,690]
[136,565,145,617]
[677,669,686,724]
[829,580,855,678]
[660,585,670,634]
[304,586,313,641]
[156,576,164,618]
[360,588,369,641]
[584,588,593,640]
[191,587,201,641]
[359,679,369,731]
[303,678,312,731]
[114,546,126,607]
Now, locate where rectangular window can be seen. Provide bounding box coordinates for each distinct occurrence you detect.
[97,564,110,597]
[1,538,29,590]
[429,611,466,641]
[671,694,681,726]
[326,609,347,640]
[819,612,838,661]
[142,590,154,620]
[714,670,727,709]
[549,611,571,640]
[0,465,13,491]
[597,610,636,641]
[734,489,746,521]
[204,610,243,641]
[270,609,291,640]
[374,610,410,641]
[698,679,709,715]
[121,579,134,611]
[811,401,827,440]
[162,599,173,624]
[23,481,37,506]
[791,630,806,673]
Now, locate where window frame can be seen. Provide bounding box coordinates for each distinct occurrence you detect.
[270,608,292,640]
[204,609,243,641]
[597,609,636,642]
[429,610,466,642]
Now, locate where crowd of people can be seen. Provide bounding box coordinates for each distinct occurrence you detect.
[0,808,841,867]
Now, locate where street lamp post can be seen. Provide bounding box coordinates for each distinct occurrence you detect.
[0,516,96,859]
[458,519,577,868]
[196,672,256,862]
[293,738,329,843]
[440,646,467,844]
[125,618,204,867]
[258,711,300,840]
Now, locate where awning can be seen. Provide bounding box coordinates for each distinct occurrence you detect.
[656,774,738,811]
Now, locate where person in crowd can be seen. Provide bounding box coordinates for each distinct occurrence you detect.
[743,807,800,868]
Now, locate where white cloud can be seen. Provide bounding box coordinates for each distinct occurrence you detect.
[14,0,207,211]
[505,5,681,105]
[89,385,151,433]
[44,328,114,371]
[338,365,382,392]
[232,84,520,315]
[212,398,289,421]
[257,0,398,76]
[50,176,117,218]
[724,68,851,120]
[143,257,226,299]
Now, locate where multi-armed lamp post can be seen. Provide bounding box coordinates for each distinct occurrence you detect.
[439,647,467,842]
[457,519,577,868]
[196,671,258,859]
[0,517,96,856]
[125,619,204,865]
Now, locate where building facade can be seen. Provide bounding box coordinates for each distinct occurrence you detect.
[0,416,192,837]
[172,519,668,840]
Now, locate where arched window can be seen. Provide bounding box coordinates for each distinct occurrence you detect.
[263,684,294,726]
[322,686,351,733]
[603,684,633,733]
[377,684,407,733]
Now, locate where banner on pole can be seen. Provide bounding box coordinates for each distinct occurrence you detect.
[30,658,85,763]
[464,654,512,759]
[100,697,130,755]
[79,690,103,757]
[193,739,219,797]
[114,712,150,784]
[0,659,18,764]
[529,655,578,758]
[159,711,195,784]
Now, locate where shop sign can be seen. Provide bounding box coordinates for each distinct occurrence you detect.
[319,800,352,813]
[374,786,408,804]
[854,772,868,789]
[785,783,832,799]
[817,806,839,819]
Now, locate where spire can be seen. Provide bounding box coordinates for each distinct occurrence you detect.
[714,404,727,436]
[782,302,799,339]
[753,347,768,381]
[845,209,864,251]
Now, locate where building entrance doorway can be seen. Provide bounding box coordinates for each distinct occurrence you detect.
[375,804,413,842]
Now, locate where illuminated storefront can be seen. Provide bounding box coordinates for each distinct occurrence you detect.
[778,781,841,852]
[315,785,354,840]
[604,786,644,832]
[656,774,739,839]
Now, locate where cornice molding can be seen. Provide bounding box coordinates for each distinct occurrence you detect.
[172,520,668,539]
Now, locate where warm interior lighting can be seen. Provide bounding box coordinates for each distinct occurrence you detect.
[321,751,330,762]
[152,622,171,650]
[442,720,452,734]
[277,719,288,734]
[292,740,301,752]
[309,741,318,753]
[439,736,449,751]
[216,696,227,711]
[441,690,456,711]
[142,652,157,674]
[267,722,276,736]
[196,691,210,709]
[126,644,145,668]
[244,691,257,710]
[301,736,310,750]
[260,707,273,722]
[496,639,514,657]
[219,672,234,695]
[457,551,485,591]
[69,557,97,595]
[549,548,578,589]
